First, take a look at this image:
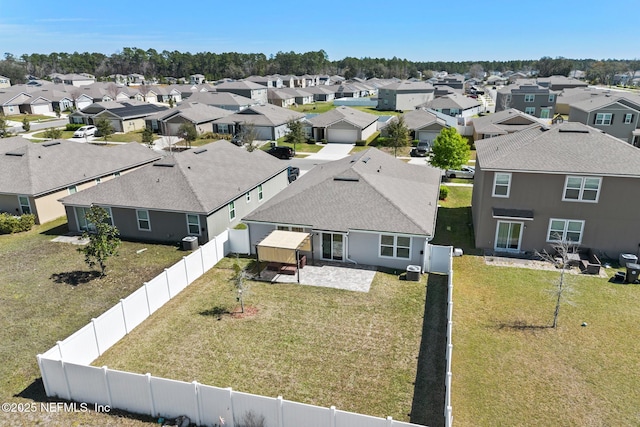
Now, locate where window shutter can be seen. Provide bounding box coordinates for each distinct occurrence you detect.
[611,114,614,123]
[593,115,597,124]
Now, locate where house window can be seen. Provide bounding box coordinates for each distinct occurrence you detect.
[68,185,77,195]
[95,178,101,185]
[525,107,536,115]
[76,206,113,232]
[229,201,236,220]
[246,192,251,203]
[114,172,121,177]
[258,184,263,201]
[563,176,601,202]
[524,94,535,102]
[291,226,304,232]
[18,195,31,215]
[547,219,584,243]
[379,234,411,259]
[218,124,229,133]
[595,113,612,125]
[624,113,634,124]
[186,214,200,235]
[548,94,555,103]
[492,173,512,198]
[136,210,151,231]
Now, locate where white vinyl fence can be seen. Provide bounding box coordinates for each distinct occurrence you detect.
[37,229,425,427]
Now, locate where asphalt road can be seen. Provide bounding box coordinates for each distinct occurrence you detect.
[8,118,68,134]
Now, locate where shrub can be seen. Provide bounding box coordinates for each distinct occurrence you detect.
[0,213,35,234]
[234,222,248,230]
[65,124,84,131]
[439,186,449,200]
[355,139,367,146]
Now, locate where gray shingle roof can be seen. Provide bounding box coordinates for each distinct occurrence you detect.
[213,104,304,126]
[308,106,378,129]
[0,138,162,196]
[475,122,640,176]
[380,81,434,92]
[422,93,481,110]
[244,148,441,236]
[401,109,446,131]
[471,109,542,135]
[569,93,640,112]
[60,140,287,214]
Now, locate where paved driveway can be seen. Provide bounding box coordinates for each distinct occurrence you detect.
[305,143,354,161]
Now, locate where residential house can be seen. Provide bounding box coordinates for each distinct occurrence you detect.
[212,104,305,140]
[246,75,283,88]
[147,102,232,135]
[179,91,257,112]
[304,86,336,102]
[0,138,161,224]
[400,109,448,144]
[189,74,206,85]
[376,81,435,111]
[267,89,297,108]
[305,106,378,143]
[69,100,168,132]
[127,73,146,85]
[495,83,558,119]
[418,93,482,118]
[334,84,361,98]
[555,87,609,115]
[61,141,289,245]
[0,75,10,88]
[51,73,96,87]
[472,122,640,256]
[568,93,640,144]
[243,148,441,271]
[536,75,588,91]
[215,80,268,105]
[471,108,542,140]
[433,75,465,91]
[153,85,183,104]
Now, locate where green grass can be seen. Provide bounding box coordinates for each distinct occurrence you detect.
[7,114,55,122]
[94,257,427,421]
[291,102,336,114]
[260,140,325,153]
[452,256,640,426]
[31,130,75,139]
[0,218,184,426]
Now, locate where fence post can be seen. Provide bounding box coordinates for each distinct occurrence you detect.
[147,373,156,417]
[213,236,219,263]
[276,395,283,427]
[56,340,64,360]
[192,381,201,426]
[36,355,51,397]
[329,405,336,427]
[102,366,113,407]
[143,282,152,316]
[199,246,205,273]
[120,299,129,334]
[165,268,171,299]
[183,256,189,284]
[91,318,101,355]
[226,387,234,427]
[386,416,393,427]
[61,360,72,401]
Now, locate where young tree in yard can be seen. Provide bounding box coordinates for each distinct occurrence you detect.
[238,122,258,151]
[0,115,8,137]
[78,206,121,277]
[535,237,577,329]
[22,117,30,132]
[43,127,62,139]
[95,117,114,143]
[232,257,251,314]
[385,115,411,157]
[141,127,154,147]
[284,118,306,154]
[178,122,198,148]
[430,127,470,170]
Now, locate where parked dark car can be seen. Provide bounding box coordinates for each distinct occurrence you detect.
[288,166,300,183]
[267,146,294,160]
[231,135,243,146]
[410,141,430,157]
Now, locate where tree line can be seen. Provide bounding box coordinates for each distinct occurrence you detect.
[1,49,639,84]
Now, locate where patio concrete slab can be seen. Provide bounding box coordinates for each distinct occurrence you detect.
[259,262,376,292]
[51,235,89,245]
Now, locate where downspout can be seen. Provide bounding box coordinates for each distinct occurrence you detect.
[344,231,358,264]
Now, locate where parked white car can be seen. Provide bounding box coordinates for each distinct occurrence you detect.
[445,166,475,179]
[73,125,97,138]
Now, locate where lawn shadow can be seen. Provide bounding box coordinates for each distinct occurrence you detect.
[39,222,70,236]
[431,206,481,255]
[496,319,552,331]
[199,305,230,320]
[50,270,101,286]
[410,273,448,427]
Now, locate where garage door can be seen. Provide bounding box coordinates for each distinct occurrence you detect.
[327,128,358,143]
[31,104,51,115]
[417,131,439,143]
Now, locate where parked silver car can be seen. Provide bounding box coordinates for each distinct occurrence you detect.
[73,125,97,138]
[445,166,475,179]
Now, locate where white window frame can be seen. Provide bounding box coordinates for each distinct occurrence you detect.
[494,221,524,252]
[562,176,601,203]
[186,214,201,236]
[18,195,32,215]
[136,209,151,231]
[548,94,555,102]
[76,206,113,232]
[492,172,512,198]
[595,113,612,125]
[258,184,263,201]
[379,234,412,259]
[524,107,536,115]
[524,94,535,103]
[68,185,77,195]
[246,192,251,203]
[95,178,101,185]
[624,113,633,124]
[547,219,585,244]
[229,201,236,220]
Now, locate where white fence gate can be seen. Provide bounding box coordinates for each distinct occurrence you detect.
[37,229,425,427]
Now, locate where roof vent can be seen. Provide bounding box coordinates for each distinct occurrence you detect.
[42,141,61,147]
[333,176,359,182]
[5,151,25,157]
[361,156,371,163]
[194,148,207,154]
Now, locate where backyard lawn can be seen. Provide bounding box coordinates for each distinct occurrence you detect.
[94,257,428,422]
[0,218,184,426]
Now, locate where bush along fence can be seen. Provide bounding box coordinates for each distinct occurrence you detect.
[37,229,427,427]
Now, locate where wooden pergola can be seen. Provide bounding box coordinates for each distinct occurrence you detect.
[256,230,313,283]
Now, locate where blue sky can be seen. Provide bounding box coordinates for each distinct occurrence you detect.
[1,0,636,62]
